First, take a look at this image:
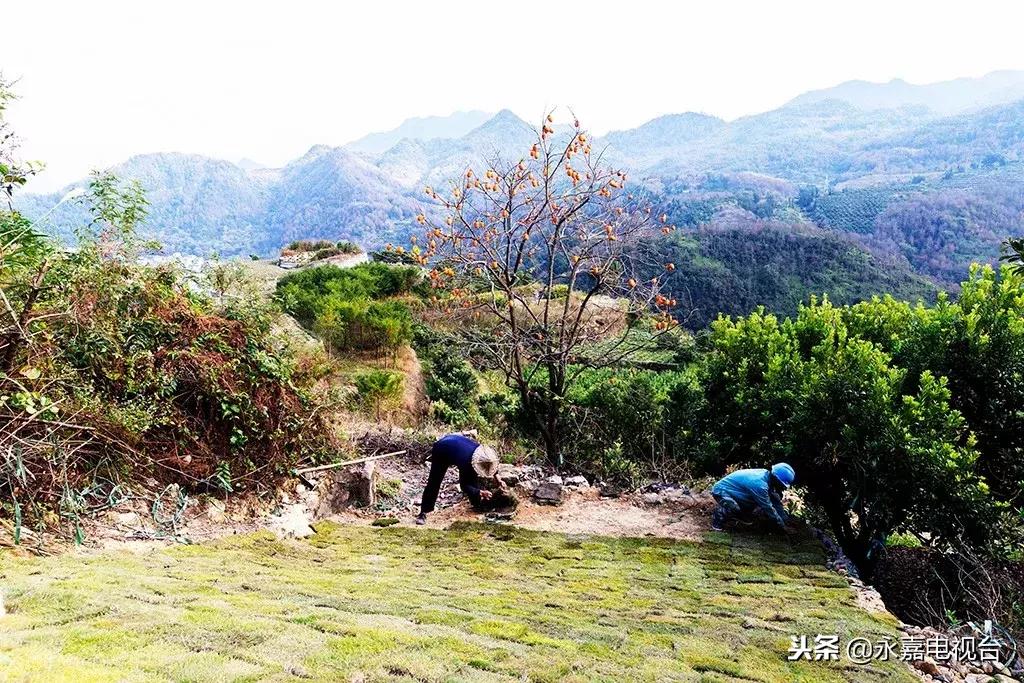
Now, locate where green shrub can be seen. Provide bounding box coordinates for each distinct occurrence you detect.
[1,204,335,530]
[277,263,418,356]
[697,300,995,574]
[885,533,923,549]
[548,284,569,299]
[354,369,404,421]
[843,266,1024,510]
[553,367,699,482]
[370,248,419,265]
[413,324,478,427]
[312,246,342,260]
[286,239,335,252]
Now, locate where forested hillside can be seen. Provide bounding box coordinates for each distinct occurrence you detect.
[644,224,937,326]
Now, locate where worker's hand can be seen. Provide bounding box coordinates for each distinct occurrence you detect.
[479,490,493,502]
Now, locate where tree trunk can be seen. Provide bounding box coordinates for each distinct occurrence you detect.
[822,497,877,578]
[1,261,48,374]
[542,406,562,468]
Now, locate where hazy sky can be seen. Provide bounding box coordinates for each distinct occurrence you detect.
[5,0,1024,191]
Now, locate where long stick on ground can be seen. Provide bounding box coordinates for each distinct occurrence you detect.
[293,450,407,476]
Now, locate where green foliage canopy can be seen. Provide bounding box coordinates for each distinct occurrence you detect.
[276,262,420,357]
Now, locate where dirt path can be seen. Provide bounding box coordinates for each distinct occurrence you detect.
[62,458,709,556]
[397,345,428,422]
[391,487,710,540]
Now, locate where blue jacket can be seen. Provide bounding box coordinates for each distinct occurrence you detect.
[431,434,482,502]
[711,468,788,527]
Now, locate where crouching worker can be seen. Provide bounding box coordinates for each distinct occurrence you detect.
[710,463,795,532]
[416,433,506,525]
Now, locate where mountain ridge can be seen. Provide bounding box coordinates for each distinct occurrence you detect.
[786,69,1024,115]
[14,73,1024,323]
[346,110,495,155]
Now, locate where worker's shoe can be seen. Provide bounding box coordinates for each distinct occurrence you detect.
[415,513,427,526]
[710,506,729,531]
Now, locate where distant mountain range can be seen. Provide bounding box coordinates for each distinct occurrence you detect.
[346,110,494,155]
[16,70,1024,324]
[787,70,1024,115]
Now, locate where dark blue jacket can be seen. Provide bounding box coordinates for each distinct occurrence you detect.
[431,434,482,501]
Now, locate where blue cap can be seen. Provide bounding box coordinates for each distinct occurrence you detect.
[771,463,795,488]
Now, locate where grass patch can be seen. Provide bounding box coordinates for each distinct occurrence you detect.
[0,523,913,681]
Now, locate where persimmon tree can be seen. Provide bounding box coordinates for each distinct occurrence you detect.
[409,112,681,464]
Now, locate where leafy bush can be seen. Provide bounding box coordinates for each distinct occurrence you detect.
[412,324,477,427]
[371,247,420,265]
[276,262,419,357]
[843,265,1024,514]
[313,298,412,357]
[548,284,570,299]
[277,262,419,325]
[285,239,336,253]
[285,239,363,258]
[525,367,699,483]
[1,179,335,533]
[355,369,404,421]
[697,299,996,574]
[313,246,343,260]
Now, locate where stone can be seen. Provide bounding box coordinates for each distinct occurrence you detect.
[533,481,563,505]
[515,480,539,496]
[485,511,515,522]
[914,659,942,678]
[313,462,377,516]
[107,510,141,527]
[564,475,589,488]
[270,504,315,538]
[599,482,623,498]
[545,475,563,486]
[286,664,311,679]
[641,492,663,506]
[496,465,521,486]
[994,674,1017,683]
[207,499,227,523]
[661,487,690,501]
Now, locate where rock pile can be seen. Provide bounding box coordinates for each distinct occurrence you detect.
[268,462,378,538]
[900,624,1021,683]
[638,485,713,511]
[812,526,1022,683]
[533,478,564,505]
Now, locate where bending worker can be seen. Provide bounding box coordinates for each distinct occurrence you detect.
[710,463,795,531]
[416,433,500,525]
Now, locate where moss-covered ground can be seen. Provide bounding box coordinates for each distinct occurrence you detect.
[0,522,913,682]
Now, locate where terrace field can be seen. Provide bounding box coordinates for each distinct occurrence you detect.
[0,522,913,682]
